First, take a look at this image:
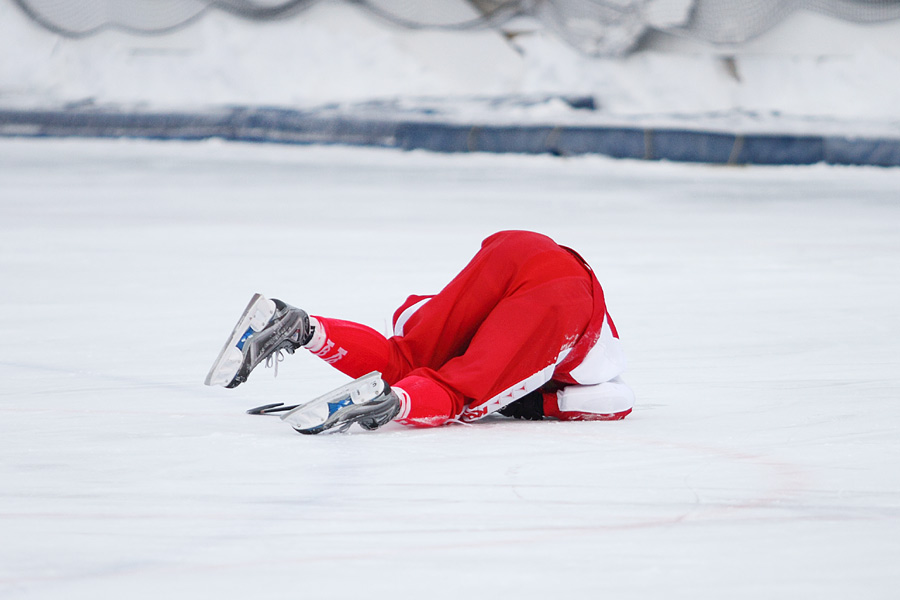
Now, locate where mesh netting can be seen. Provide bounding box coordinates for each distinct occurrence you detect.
[10,0,900,54]
[676,0,900,44]
[350,0,522,28]
[12,0,208,36]
[11,0,319,36]
[535,1,655,56]
[536,0,900,55]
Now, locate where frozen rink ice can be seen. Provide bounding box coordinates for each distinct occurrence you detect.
[1,138,899,598]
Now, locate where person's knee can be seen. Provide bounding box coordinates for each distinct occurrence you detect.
[393,373,462,427]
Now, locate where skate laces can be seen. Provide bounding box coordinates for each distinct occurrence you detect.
[264,333,302,378]
[266,350,286,377]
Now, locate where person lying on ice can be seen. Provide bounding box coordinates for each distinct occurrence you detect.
[205,230,635,434]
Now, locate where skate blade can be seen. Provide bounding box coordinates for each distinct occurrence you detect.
[204,293,276,386]
[281,371,384,433]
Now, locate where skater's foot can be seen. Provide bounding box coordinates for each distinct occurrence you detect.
[282,372,401,434]
[205,293,312,388]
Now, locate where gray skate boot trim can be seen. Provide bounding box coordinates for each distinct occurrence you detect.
[227,298,311,388]
[281,372,401,435]
[204,294,312,388]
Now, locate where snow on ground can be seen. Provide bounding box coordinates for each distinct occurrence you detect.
[2,1,900,136]
[1,137,899,599]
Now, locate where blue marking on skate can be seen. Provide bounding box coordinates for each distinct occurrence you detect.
[327,398,353,416]
[236,326,255,350]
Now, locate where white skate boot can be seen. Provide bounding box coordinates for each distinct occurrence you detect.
[205,293,312,388]
[281,372,401,434]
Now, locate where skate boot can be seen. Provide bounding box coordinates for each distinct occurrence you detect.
[281,371,401,434]
[205,293,312,388]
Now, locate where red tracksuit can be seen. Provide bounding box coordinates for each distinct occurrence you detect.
[304,231,633,426]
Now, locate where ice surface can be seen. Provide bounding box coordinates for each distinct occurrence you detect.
[1,138,899,599]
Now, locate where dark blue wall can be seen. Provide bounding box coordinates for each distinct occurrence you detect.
[2,107,898,167]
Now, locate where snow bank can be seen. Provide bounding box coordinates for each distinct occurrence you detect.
[0,1,524,107]
[1,0,900,135]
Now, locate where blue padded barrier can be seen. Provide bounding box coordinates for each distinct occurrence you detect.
[650,129,737,163]
[737,134,825,165]
[1,106,899,167]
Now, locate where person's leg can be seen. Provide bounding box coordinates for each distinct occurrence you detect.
[419,272,593,422]
[386,232,576,372]
[386,271,593,426]
[302,317,391,378]
[388,231,594,423]
[300,316,459,427]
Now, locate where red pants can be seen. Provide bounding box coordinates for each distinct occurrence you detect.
[306,231,596,426]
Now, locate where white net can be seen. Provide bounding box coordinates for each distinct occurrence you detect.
[9,0,900,54]
[13,0,209,35]
[675,0,900,44]
[537,0,900,54]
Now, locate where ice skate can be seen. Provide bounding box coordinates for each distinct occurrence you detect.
[205,293,312,388]
[281,371,401,434]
